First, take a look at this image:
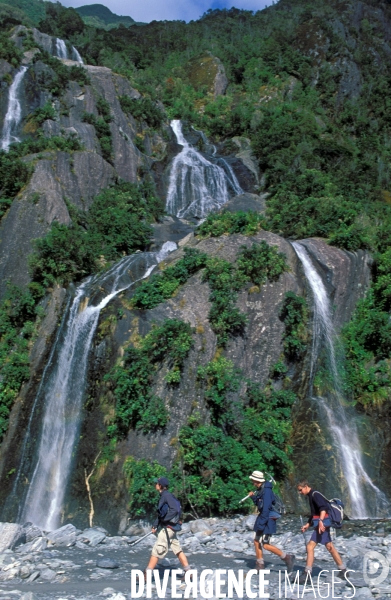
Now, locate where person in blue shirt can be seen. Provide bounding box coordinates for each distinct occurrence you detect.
[249,470,295,572]
[297,480,347,583]
[144,477,191,581]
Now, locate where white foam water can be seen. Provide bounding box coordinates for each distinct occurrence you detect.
[56,38,68,59]
[1,67,28,152]
[293,242,390,518]
[20,242,176,530]
[166,120,242,219]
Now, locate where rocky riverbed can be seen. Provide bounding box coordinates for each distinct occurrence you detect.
[1,516,391,599]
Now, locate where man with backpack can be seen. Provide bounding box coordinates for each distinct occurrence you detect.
[249,470,295,573]
[297,480,347,583]
[144,477,191,580]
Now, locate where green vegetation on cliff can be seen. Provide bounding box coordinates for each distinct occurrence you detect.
[29,181,164,288]
[107,319,194,435]
[0,286,42,441]
[123,372,295,518]
[132,242,288,345]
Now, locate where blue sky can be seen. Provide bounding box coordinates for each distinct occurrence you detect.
[61,0,272,23]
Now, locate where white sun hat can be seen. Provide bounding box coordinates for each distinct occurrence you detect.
[249,470,265,483]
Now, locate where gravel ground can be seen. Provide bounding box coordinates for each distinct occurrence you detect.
[1,516,390,599]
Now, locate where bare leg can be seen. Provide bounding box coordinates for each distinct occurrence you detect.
[325,542,344,567]
[176,551,189,569]
[146,556,159,570]
[306,541,317,569]
[254,539,264,561]
[263,543,284,558]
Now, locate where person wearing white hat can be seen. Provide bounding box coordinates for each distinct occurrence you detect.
[248,471,295,573]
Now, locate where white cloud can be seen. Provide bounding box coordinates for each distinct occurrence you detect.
[61,0,272,23]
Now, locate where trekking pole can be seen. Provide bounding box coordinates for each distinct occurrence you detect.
[239,494,251,503]
[265,471,276,485]
[128,531,154,547]
[300,515,307,548]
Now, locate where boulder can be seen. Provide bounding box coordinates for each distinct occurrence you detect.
[23,522,43,543]
[79,527,106,547]
[96,558,119,569]
[223,193,266,214]
[0,522,23,552]
[39,567,56,581]
[243,515,257,531]
[190,520,212,534]
[186,53,228,97]
[46,524,76,547]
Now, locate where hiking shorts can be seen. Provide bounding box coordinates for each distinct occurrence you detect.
[151,528,182,558]
[254,531,272,544]
[310,528,332,545]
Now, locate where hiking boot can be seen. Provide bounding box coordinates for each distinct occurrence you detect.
[298,571,310,585]
[337,568,347,580]
[179,571,193,582]
[283,553,295,573]
[255,560,265,571]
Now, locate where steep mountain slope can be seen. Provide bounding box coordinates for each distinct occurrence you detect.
[1,0,391,529]
[75,4,137,30]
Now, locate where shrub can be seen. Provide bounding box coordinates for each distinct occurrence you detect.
[236,241,289,287]
[279,292,308,359]
[0,32,23,67]
[197,210,266,238]
[197,357,240,425]
[119,95,164,129]
[0,285,42,441]
[107,319,194,434]
[83,96,113,162]
[29,181,161,287]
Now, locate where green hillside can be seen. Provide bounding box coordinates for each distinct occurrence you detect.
[75,3,136,29]
[0,0,46,25]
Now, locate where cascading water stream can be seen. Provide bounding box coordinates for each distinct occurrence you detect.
[72,46,84,64]
[1,67,28,152]
[166,119,242,219]
[293,242,390,518]
[56,38,68,59]
[19,242,176,530]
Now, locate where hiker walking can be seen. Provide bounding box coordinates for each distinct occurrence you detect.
[249,470,295,573]
[144,477,191,581]
[297,480,347,583]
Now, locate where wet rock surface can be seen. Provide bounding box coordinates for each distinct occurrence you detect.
[0,517,390,599]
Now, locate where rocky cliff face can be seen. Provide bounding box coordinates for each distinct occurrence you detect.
[58,232,374,530]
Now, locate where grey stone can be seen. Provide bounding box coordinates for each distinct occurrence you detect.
[47,524,76,547]
[39,567,56,581]
[244,515,257,531]
[223,193,266,214]
[22,523,43,543]
[96,558,119,569]
[30,537,47,552]
[79,528,106,547]
[0,523,23,552]
[20,593,38,600]
[25,570,40,582]
[224,539,246,552]
[190,520,212,534]
[20,564,32,578]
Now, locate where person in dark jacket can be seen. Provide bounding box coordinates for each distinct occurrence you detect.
[144,477,191,580]
[249,470,295,573]
[297,480,347,583]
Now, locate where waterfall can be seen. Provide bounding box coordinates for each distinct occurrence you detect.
[293,242,390,518]
[1,67,28,152]
[19,242,176,531]
[72,46,84,64]
[166,120,242,219]
[56,38,68,59]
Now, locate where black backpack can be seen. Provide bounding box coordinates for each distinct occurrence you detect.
[159,491,182,525]
[316,492,344,529]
